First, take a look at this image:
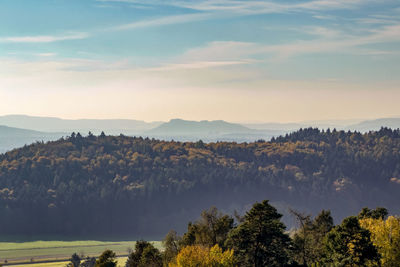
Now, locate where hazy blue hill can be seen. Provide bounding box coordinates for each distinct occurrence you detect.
[347,118,400,132]
[146,119,254,135]
[144,119,285,142]
[0,125,48,136]
[0,125,64,153]
[0,115,162,135]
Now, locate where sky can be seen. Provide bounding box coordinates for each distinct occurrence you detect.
[0,0,400,123]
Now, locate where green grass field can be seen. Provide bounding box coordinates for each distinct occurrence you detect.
[6,257,128,267]
[0,241,161,265]
[7,257,128,267]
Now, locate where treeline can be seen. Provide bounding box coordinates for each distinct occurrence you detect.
[65,201,400,267]
[0,128,400,238]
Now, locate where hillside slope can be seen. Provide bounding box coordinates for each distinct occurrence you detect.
[0,128,399,239]
[0,125,64,153]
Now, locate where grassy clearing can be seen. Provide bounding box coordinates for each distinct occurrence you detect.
[7,257,128,267]
[7,261,70,267]
[0,241,160,265]
[0,240,126,251]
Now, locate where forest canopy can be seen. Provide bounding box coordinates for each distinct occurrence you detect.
[0,128,399,238]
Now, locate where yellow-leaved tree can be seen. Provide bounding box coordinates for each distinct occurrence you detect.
[169,244,235,267]
[360,216,400,267]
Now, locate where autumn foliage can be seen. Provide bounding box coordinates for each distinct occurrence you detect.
[360,216,400,266]
[169,244,235,267]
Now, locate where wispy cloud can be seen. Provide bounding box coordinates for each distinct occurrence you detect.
[177,23,400,62]
[181,41,256,62]
[146,60,251,72]
[0,33,89,43]
[98,0,377,14]
[296,0,368,11]
[94,4,118,8]
[297,26,342,39]
[312,14,337,20]
[181,0,374,13]
[261,24,400,59]
[107,13,212,31]
[355,18,399,25]
[36,53,58,57]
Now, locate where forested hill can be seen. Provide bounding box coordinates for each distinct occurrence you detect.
[1,128,400,239]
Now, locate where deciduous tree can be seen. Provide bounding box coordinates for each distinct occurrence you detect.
[180,207,234,248]
[169,244,235,267]
[360,216,400,267]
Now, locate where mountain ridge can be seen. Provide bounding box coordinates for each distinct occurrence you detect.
[2,114,400,133]
[0,114,162,134]
[2,115,400,153]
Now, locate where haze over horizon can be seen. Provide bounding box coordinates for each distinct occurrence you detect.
[0,113,398,126]
[1,0,400,122]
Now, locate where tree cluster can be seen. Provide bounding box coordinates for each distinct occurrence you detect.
[67,201,399,267]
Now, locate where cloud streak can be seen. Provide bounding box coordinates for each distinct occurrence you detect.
[178,24,400,63]
[2,0,387,47]
[107,13,212,31]
[0,33,89,43]
[145,60,251,72]
[98,0,377,14]
[95,0,385,36]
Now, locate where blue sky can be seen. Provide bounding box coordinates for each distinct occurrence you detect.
[1,0,400,122]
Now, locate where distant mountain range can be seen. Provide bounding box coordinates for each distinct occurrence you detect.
[1,114,400,153]
[0,115,162,135]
